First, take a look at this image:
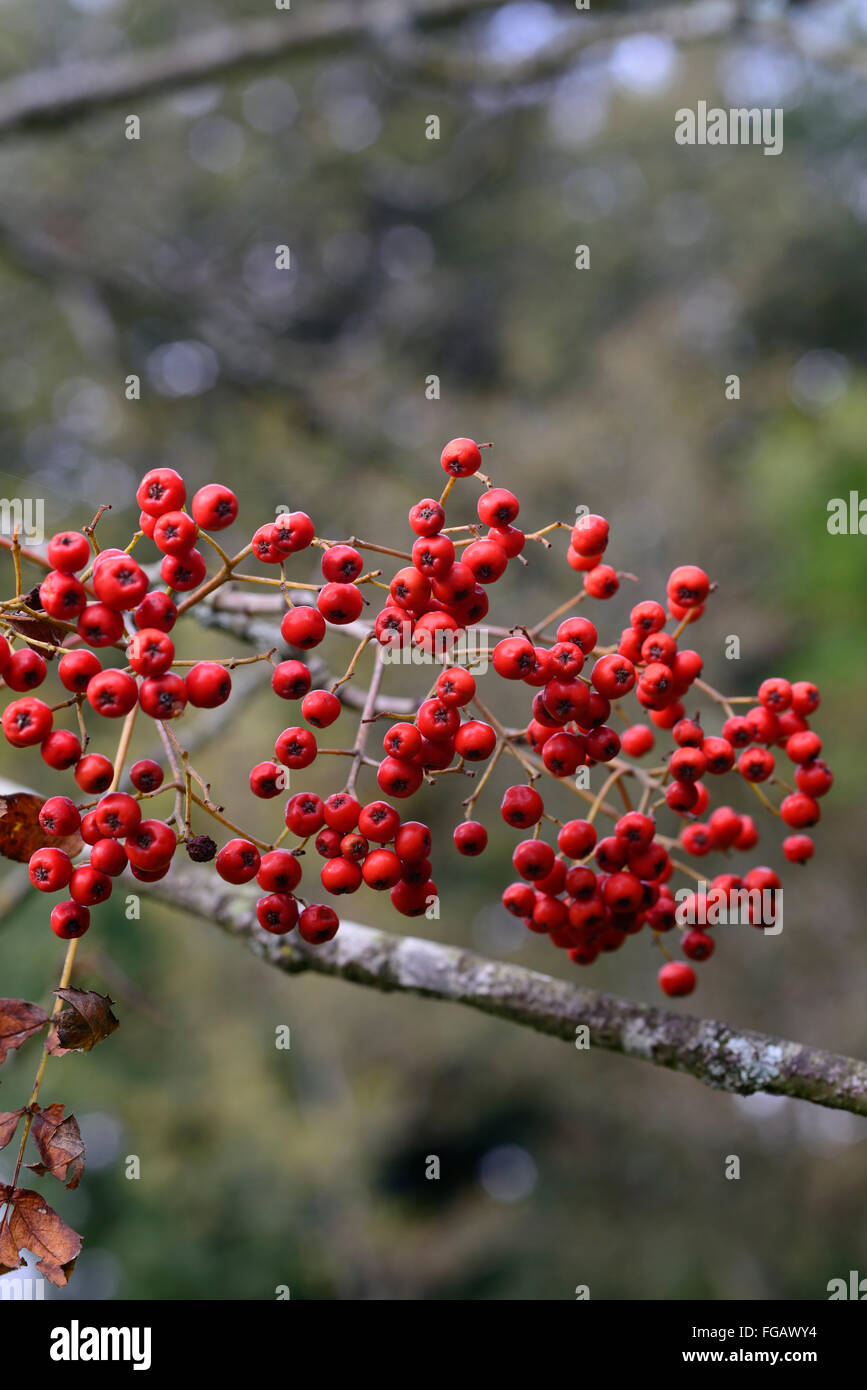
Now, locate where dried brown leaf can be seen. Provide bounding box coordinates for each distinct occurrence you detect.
[0,998,49,1064]
[27,1103,85,1189]
[0,1109,25,1148]
[53,987,119,1052]
[0,1184,81,1285]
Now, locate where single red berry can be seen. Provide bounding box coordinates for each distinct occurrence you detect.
[591,653,636,698]
[51,900,91,940]
[39,795,81,837]
[39,570,86,620]
[4,649,47,692]
[408,497,446,537]
[285,792,325,837]
[358,801,400,843]
[271,659,312,701]
[340,833,368,863]
[127,628,175,678]
[322,792,361,835]
[745,705,780,744]
[249,761,286,799]
[665,780,698,813]
[721,714,752,748]
[571,513,609,556]
[130,758,163,792]
[47,531,90,573]
[90,838,129,877]
[556,616,598,653]
[257,849,303,894]
[29,847,74,893]
[666,565,709,609]
[477,487,519,528]
[377,753,424,798]
[74,753,114,793]
[453,821,488,856]
[134,590,178,632]
[321,544,363,583]
[256,892,299,935]
[362,848,402,890]
[795,759,833,798]
[681,823,713,856]
[215,838,261,885]
[783,833,814,864]
[136,467,186,518]
[682,930,715,962]
[160,549,207,592]
[139,673,188,721]
[492,636,536,680]
[758,677,792,712]
[584,564,619,599]
[125,818,176,871]
[463,538,508,584]
[318,582,364,625]
[321,856,362,895]
[785,730,822,764]
[271,510,315,556]
[275,726,317,770]
[153,509,198,556]
[790,681,820,716]
[2,696,53,747]
[186,661,231,708]
[280,605,326,650]
[557,819,597,858]
[658,961,696,997]
[80,811,102,845]
[40,730,81,770]
[780,792,820,828]
[77,602,125,648]
[58,649,101,694]
[513,839,555,881]
[737,747,775,783]
[584,724,621,762]
[454,719,496,762]
[191,484,238,531]
[70,864,112,907]
[440,437,482,477]
[394,821,432,862]
[298,904,340,943]
[383,722,422,760]
[301,689,341,728]
[621,723,654,757]
[93,553,149,610]
[500,784,544,828]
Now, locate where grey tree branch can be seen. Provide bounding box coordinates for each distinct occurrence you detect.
[144,867,867,1118]
[0,0,504,137]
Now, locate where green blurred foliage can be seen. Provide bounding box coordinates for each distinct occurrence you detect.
[0,1,865,1300]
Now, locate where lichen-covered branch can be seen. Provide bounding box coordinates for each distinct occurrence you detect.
[144,868,867,1118]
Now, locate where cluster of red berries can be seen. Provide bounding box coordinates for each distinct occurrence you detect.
[1,439,831,998]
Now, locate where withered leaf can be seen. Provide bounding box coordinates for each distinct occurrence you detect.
[0,1184,81,1286]
[0,998,49,1065]
[0,789,84,864]
[0,1109,25,1148]
[53,987,119,1052]
[27,1103,85,1189]
[6,584,66,660]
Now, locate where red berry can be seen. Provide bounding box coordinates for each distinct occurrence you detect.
[440,436,482,478]
[249,762,286,799]
[737,747,775,783]
[40,730,81,770]
[215,837,261,885]
[454,719,496,762]
[556,616,598,653]
[50,900,91,940]
[383,722,422,760]
[39,796,81,837]
[682,930,715,962]
[191,484,238,531]
[74,753,114,794]
[130,758,163,792]
[557,819,597,858]
[57,649,101,694]
[785,730,822,764]
[153,510,198,556]
[133,590,178,632]
[256,893,299,935]
[2,697,52,747]
[127,628,175,678]
[411,534,455,580]
[136,467,186,518]
[285,793,325,837]
[362,848,402,890]
[666,565,710,608]
[571,513,609,556]
[791,681,820,716]
[298,904,340,944]
[47,531,90,573]
[783,834,814,864]
[409,497,445,537]
[186,661,231,708]
[280,605,326,650]
[500,784,544,828]
[321,856,362,895]
[139,673,188,721]
[160,549,207,592]
[69,864,112,907]
[274,726,317,770]
[584,564,619,599]
[257,850,302,894]
[453,820,488,856]
[394,821,432,862]
[780,792,820,829]
[323,793,361,834]
[620,723,654,757]
[89,838,129,877]
[658,961,696,997]
[463,538,508,584]
[492,636,535,680]
[39,570,86,620]
[272,511,315,555]
[4,649,47,692]
[125,819,176,871]
[77,602,125,648]
[513,839,555,882]
[758,677,792,712]
[318,582,363,625]
[93,553,149,610]
[301,689,341,728]
[358,801,400,843]
[591,653,636,698]
[29,847,74,893]
[322,544,363,583]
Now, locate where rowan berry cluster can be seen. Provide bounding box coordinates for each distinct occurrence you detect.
[0,437,831,998]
